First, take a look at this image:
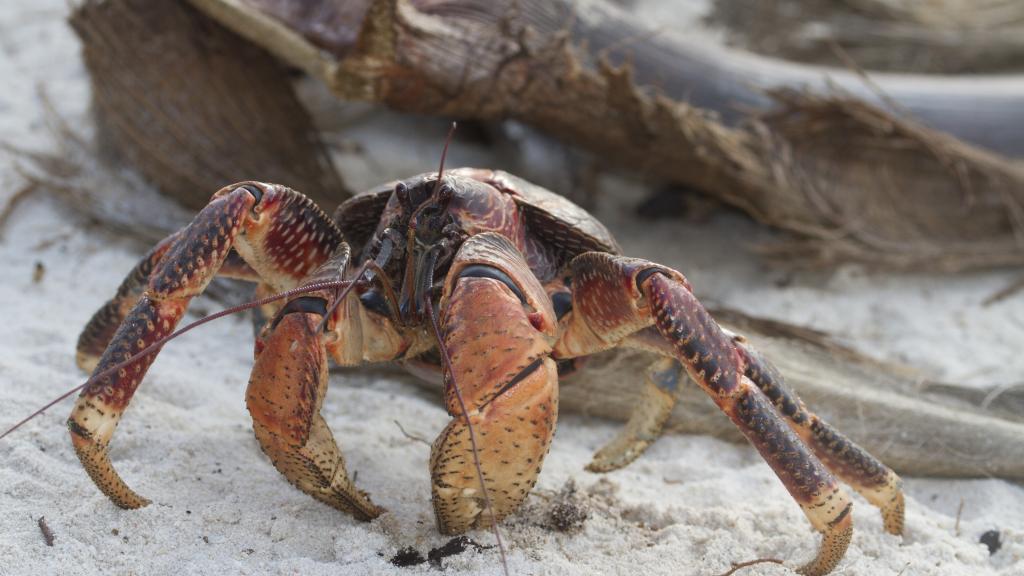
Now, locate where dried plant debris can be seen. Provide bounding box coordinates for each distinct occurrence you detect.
[544,480,590,533]
[71,0,346,211]
[707,0,1024,74]
[3,90,189,247]
[712,558,784,576]
[179,0,1024,271]
[980,530,1002,556]
[37,517,55,547]
[389,547,426,567]
[389,537,491,569]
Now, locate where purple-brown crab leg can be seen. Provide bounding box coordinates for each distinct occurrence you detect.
[734,338,905,535]
[76,237,260,373]
[69,182,341,509]
[75,230,182,373]
[602,325,906,536]
[553,253,855,576]
[430,233,559,533]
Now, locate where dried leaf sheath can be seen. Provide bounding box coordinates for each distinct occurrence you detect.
[186,0,1024,271]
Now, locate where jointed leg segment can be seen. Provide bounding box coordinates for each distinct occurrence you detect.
[69,182,349,509]
[736,340,904,535]
[431,233,560,533]
[246,266,382,520]
[553,252,903,575]
[586,356,683,472]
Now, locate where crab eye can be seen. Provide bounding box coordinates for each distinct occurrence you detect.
[395,182,410,207]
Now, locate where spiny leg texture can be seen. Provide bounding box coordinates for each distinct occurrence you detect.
[554,252,866,576]
[643,272,855,576]
[431,233,559,533]
[69,182,342,509]
[77,245,260,373]
[735,339,904,535]
[75,230,182,373]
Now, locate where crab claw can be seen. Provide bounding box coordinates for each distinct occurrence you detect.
[430,233,559,533]
[247,301,383,521]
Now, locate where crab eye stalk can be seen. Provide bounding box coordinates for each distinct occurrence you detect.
[395,182,411,211]
[437,183,453,203]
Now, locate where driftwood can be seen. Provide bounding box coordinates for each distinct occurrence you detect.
[166,0,1024,271]
[70,0,346,210]
[709,0,1024,74]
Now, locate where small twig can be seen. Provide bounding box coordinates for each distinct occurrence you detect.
[37,516,55,547]
[0,182,40,239]
[980,381,1024,410]
[895,561,912,575]
[713,558,784,576]
[954,497,965,537]
[982,275,1024,307]
[393,420,431,446]
[826,39,910,118]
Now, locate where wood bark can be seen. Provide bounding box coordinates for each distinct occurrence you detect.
[709,0,1024,74]
[71,0,346,210]
[187,0,1024,271]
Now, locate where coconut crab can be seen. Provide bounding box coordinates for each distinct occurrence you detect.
[68,166,904,575]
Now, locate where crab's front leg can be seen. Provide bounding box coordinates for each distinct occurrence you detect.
[69,182,341,508]
[244,245,409,520]
[430,232,559,533]
[554,253,885,576]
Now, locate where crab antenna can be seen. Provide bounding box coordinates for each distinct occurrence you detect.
[315,262,366,335]
[424,296,510,576]
[432,121,457,197]
[0,279,354,442]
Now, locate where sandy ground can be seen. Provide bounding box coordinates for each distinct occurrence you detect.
[1,2,1023,576]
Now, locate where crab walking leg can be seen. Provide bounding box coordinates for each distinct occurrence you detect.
[642,273,853,576]
[585,357,684,472]
[68,182,343,509]
[76,231,182,373]
[430,233,559,533]
[77,240,271,371]
[554,253,854,576]
[734,338,905,535]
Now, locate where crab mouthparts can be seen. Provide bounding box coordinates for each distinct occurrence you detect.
[398,245,442,323]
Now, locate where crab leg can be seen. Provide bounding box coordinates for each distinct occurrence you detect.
[430,233,559,533]
[76,235,260,373]
[75,230,182,373]
[554,253,856,576]
[68,182,342,509]
[585,356,684,472]
[734,338,905,535]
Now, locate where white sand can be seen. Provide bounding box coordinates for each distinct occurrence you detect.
[1,2,1022,576]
